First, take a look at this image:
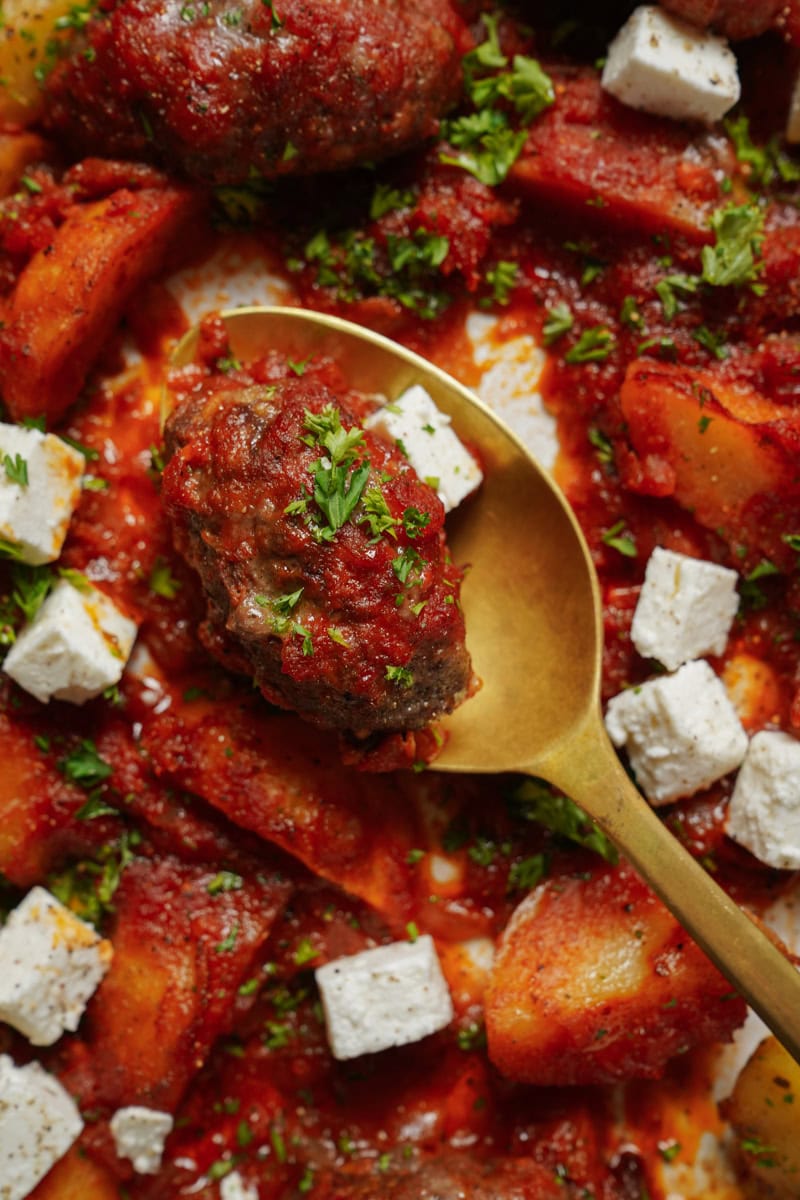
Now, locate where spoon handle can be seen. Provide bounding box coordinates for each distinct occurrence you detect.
[536,710,800,1065]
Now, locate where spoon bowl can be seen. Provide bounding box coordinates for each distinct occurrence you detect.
[168,304,800,1062]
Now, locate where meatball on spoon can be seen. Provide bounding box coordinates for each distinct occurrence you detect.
[166,306,800,1063]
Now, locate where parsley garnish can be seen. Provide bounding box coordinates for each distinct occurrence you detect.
[3,453,28,487]
[360,486,399,541]
[402,507,431,539]
[386,664,414,688]
[564,326,616,364]
[601,520,637,558]
[369,183,416,220]
[726,115,800,190]
[59,740,113,789]
[392,546,423,586]
[655,273,698,321]
[543,302,574,345]
[298,406,370,541]
[509,779,618,863]
[701,203,765,289]
[48,830,140,928]
[439,13,553,187]
[507,853,548,892]
[148,558,181,599]
[207,870,243,895]
[484,260,519,306]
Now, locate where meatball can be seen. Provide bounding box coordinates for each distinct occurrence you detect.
[162,371,473,735]
[42,0,468,185]
[660,0,786,39]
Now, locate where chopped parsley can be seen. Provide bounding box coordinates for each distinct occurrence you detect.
[297,406,370,542]
[359,486,399,541]
[148,558,181,599]
[386,664,414,688]
[507,853,548,892]
[402,507,431,539]
[58,739,113,790]
[564,326,616,364]
[369,183,416,220]
[701,203,765,289]
[543,302,574,346]
[207,870,243,895]
[48,830,140,928]
[3,453,28,487]
[439,13,553,186]
[484,260,519,306]
[726,114,800,190]
[601,520,637,558]
[509,779,619,863]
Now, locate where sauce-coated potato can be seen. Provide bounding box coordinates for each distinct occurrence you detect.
[723,1035,800,1198]
[0,0,78,123]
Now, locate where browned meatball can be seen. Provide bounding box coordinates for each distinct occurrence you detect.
[660,0,786,39]
[42,0,469,185]
[162,366,473,736]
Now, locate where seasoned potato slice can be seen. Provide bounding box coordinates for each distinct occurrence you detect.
[485,863,747,1085]
[723,1036,800,1198]
[0,0,79,124]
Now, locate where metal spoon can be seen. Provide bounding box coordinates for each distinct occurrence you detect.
[169,304,800,1062]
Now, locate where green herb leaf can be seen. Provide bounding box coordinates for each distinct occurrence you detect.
[59,740,113,790]
[564,326,615,364]
[207,870,243,895]
[601,519,637,558]
[701,203,765,289]
[543,302,574,345]
[3,453,28,487]
[509,779,619,863]
[386,664,414,688]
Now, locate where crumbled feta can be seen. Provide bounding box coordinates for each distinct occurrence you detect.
[220,1170,259,1200]
[366,384,483,512]
[109,1106,173,1175]
[0,886,112,1046]
[3,577,137,705]
[315,934,454,1060]
[602,5,740,125]
[0,423,84,565]
[726,731,800,869]
[631,546,739,671]
[605,659,748,805]
[0,1054,83,1200]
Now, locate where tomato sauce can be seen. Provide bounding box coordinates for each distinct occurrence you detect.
[0,5,798,1200]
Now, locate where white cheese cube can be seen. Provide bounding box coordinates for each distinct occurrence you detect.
[0,886,113,1046]
[0,424,84,565]
[787,69,800,143]
[605,659,748,804]
[0,1054,83,1200]
[221,1171,259,1200]
[726,731,800,869]
[3,577,137,704]
[631,546,739,671]
[366,384,483,513]
[602,5,740,125]
[315,934,454,1060]
[109,1106,173,1175]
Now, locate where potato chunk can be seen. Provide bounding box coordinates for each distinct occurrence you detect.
[0,0,78,123]
[484,863,747,1085]
[723,1036,800,1198]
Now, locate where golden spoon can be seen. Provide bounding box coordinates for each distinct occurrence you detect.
[168,304,800,1063]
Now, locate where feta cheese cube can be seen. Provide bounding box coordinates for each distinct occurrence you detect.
[631,546,739,671]
[0,423,84,565]
[0,886,113,1046]
[727,731,800,869]
[605,659,748,804]
[109,1106,173,1175]
[221,1171,259,1200]
[602,5,740,125]
[3,577,137,704]
[315,934,454,1060]
[0,1054,83,1200]
[366,384,483,512]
